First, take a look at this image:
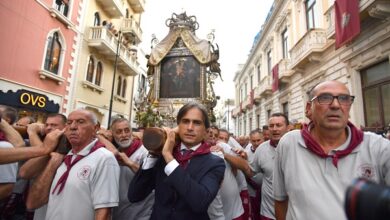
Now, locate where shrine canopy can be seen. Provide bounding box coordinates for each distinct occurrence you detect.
[148,12,213,65]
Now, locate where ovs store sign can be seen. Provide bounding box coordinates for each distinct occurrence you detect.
[19,92,46,108]
[0,89,60,113]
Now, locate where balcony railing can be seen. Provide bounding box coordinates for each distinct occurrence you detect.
[87,27,140,76]
[325,0,379,40]
[122,18,143,44]
[96,0,125,18]
[278,59,295,83]
[289,29,328,69]
[232,106,241,117]
[242,96,251,110]
[127,0,145,13]
[257,75,272,98]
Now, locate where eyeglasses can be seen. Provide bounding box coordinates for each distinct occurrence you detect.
[311,93,355,106]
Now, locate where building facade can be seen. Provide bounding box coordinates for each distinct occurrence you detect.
[232,0,390,136]
[0,0,83,121]
[69,0,145,127]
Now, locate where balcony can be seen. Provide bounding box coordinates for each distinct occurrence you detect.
[122,18,143,44]
[289,29,329,69]
[257,75,272,98]
[127,0,145,13]
[242,96,251,110]
[325,0,389,40]
[96,0,125,18]
[87,27,140,76]
[278,59,295,84]
[325,5,335,39]
[232,106,241,118]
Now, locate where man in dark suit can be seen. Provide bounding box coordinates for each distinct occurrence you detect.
[128,102,225,220]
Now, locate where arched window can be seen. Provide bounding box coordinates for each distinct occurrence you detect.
[86,57,94,82]
[44,32,62,74]
[95,62,102,86]
[117,76,122,96]
[126,9,129,18]
[122,79,127,97]
[94,12,100,26]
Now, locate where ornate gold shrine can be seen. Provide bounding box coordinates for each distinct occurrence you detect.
[140,12,221,126]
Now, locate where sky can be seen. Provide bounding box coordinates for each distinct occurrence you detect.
[139,0,274,101]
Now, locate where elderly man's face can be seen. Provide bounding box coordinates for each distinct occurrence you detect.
[112,120,132,148]
[65,110,98,149]
[178,108,207,147]
[306,81,352,131]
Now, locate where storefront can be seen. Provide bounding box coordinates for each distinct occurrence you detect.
[0,89,61,123]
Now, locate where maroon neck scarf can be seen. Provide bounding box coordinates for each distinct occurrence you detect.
[120,139,142,157]
[173,141,211,168]
[250,146,256,153]
[0,131,7,141]
[269,140,278,148]
[301,122,363,167]
[52,140,104,195]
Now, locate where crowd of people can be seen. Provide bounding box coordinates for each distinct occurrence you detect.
[0,80,390,220]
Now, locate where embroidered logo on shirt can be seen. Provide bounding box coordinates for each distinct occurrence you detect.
[77,165,91,180]
[357,164,375,179]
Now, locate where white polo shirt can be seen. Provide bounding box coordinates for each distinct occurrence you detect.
[217,142,244,219]
[208,151,226,220]
[45,139,120,220]
[273,129,390,220]
[113,144,154,220]
[245,145,263,197]
[250,140,276,219]
[0,141,17,184]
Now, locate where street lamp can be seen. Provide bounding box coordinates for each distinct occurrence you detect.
[107,30,122,128]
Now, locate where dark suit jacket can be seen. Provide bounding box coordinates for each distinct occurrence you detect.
[128,152,225,220]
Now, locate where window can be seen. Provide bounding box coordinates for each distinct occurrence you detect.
[244,83,248,99]
[117,76,122,96]
[85,57,103,86]
[306,0,316,30]
[55,0,69,17]
[44,32,62,74]
[282,28,289,58]
[257,114,260,129]
[240,88,243,103]
[139,75,146,92]
[250,75,253,90]
[122,79,127,98]
[94,12,100,26]
[244,119,247,135]
[257,64,261,83]
[249,117,252,132]
[86,58,94,82]
[282,102,289,119]
[126,9,129,18]
[95,62,102,86]
[267,109,271,122]
[267,50,272,75]
[361,60,390,129]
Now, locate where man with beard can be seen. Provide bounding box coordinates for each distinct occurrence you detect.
[249,113,289,220]
[274,81,390,220]
[98,117,154,220]
[128,102,225,220]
